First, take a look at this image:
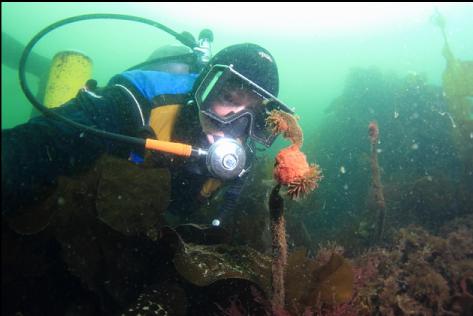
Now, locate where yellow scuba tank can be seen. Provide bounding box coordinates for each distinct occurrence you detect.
[43,51,92,108]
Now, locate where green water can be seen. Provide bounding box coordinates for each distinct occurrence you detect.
[2,4,473,314]
[2,2,472,136]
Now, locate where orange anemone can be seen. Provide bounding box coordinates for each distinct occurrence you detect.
[273,145,322,199]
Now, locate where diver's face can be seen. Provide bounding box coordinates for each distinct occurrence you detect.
[210,88,254,119]
[205,89,255,144]
[211,104,247,118]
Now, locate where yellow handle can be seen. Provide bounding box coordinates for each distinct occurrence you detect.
[145,139,193,157]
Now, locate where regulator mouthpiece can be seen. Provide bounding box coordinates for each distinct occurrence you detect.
[206,138,247,180]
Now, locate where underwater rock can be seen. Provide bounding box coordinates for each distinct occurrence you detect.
[17,162,168,312]
[404,174,458,228]
[120,282,187,316]
[305,66,464,249]
[159,227,272,296]
[350,216,473,315]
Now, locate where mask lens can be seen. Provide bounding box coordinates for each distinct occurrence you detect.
[220,115,250,139]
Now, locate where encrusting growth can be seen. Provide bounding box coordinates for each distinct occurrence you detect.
[266,110,322,200]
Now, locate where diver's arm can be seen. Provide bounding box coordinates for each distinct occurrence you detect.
[2,101,103,215]
[1,86,147,216]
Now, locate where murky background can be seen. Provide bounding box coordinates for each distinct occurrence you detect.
[2,3,473,315]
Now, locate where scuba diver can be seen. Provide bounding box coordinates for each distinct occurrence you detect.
[2,41,294,228]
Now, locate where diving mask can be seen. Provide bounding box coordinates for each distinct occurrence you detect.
[195,64,294,147]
